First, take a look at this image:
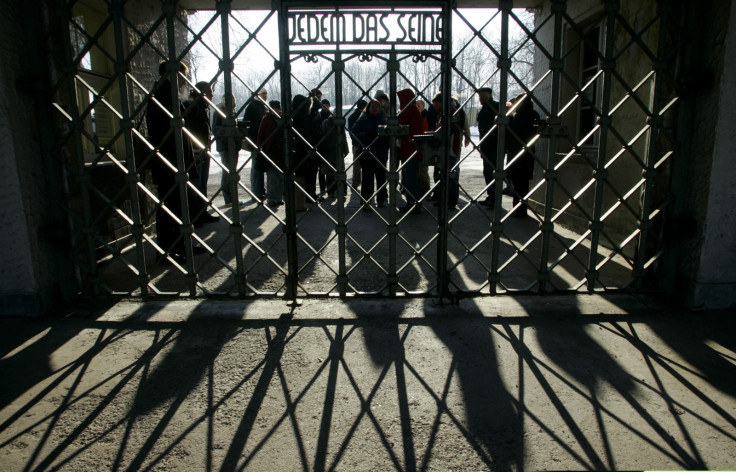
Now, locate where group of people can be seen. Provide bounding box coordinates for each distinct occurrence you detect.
[345,86,539,217]
[145,60,540,263]
[145,61,281,263]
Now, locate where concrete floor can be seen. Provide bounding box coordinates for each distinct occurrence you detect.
[1,294,735,471]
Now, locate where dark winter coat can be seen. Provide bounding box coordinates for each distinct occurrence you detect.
[476,99,500,159]
[347,108,362,152]
[350,110,389,164]
[184,97,211,150]
[146,79,197,187]
[507,100,540,181]
[321,115,349,167]
[243,98,266,144]
[291,95,312,176]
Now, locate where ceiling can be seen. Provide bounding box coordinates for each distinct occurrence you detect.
[178,0,543,11]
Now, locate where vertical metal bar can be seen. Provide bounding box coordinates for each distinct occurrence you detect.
[111,0,149,296]
[218,0,247,296]
[387,47,398,296]
[277,0,299,301]
[59,2,99,294]
[436,3,453,298]
[585,0,617,292]
[163,0,196,296]
[490,0,512,294]
[634,0,670,288]
[334,50,348,296]
[539,0,566,293]
[660,1,688,294]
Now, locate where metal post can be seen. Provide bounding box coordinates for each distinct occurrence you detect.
[334,50,348,296]
[585,0,618,293]
[218,0,247,296]
[111,0,149,296]
[388,47,399,296]
[490,0,512,294]
[59,2,99,294]
[163,0,197,296]
[436,2,453,298]
[634,0,671,288]
[277,0,299,301]
[539,0,566,293]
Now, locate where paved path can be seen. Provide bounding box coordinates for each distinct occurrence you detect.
[1,294,735,471]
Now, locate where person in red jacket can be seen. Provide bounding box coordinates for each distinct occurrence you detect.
[397,89,426,213]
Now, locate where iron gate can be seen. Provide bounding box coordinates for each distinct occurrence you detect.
[49,0,678,299]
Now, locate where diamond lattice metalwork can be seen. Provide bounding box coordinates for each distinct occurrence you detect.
[46,0,678,299]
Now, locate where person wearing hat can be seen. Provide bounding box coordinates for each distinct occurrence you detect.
[244,88,268,201]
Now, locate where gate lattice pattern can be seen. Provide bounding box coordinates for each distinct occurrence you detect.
[48,0,678,299]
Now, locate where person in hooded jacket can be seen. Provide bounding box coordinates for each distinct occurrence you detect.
[397,89,426,213]
[351,99,389,209]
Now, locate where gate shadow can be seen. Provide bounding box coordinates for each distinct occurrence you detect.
[1,298,733,471]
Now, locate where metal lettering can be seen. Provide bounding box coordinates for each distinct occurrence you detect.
[287,11,443,45]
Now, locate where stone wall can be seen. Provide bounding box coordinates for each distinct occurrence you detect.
[0,1,78,316]
[0,0,193,315]
[682,0,736,308]
[0,1,39,315]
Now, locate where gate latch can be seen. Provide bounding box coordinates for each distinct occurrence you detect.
[413,131,443,165]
